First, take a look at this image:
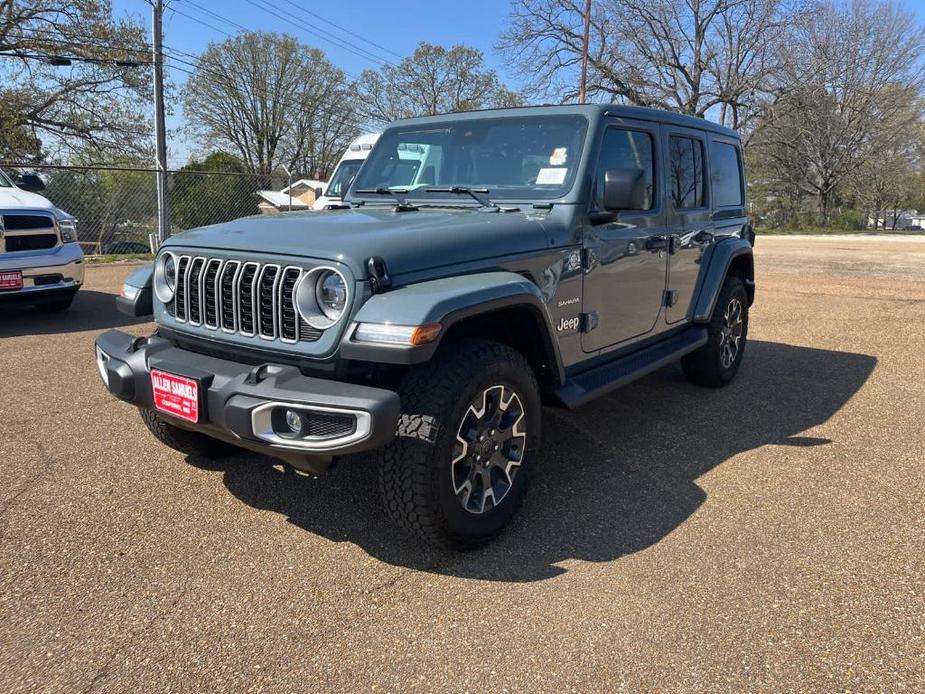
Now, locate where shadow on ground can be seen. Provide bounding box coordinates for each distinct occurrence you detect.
[0,289,147,337]
[186,340,876,582]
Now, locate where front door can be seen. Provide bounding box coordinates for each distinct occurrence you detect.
[581,120,669,353]
[664,128,714,323]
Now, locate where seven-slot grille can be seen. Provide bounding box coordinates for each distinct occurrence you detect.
[165,256,323,343]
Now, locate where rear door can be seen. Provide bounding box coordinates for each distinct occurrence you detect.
[581,118,669,352]
[664,127,714,323]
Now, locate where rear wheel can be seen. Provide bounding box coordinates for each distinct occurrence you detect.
[377,339,541,549]
[682,275,749,387]
[139,408,240,458]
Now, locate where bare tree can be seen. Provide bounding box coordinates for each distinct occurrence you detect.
[499,0,801,130]
[183,31,359,176]
[851,115,924,229]
[356,42,522,123]
[0,0,151,161]
[751,0,925,223]
[287,82,360,179]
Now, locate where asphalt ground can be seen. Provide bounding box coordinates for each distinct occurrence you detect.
[0,236,923,692]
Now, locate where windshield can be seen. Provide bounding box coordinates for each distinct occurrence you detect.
[351,115,588,202]
[0,170,12,188]
[325,158,364,199]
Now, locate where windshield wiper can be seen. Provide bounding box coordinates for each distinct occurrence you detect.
[425,186,496,209]
[354,187,418,211]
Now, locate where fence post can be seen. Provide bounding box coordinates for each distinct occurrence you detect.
[152,0,169,247]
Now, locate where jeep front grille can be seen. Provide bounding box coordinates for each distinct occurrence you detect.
[165,256,322,343]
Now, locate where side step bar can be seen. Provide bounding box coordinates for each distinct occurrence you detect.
[553,327,708,409]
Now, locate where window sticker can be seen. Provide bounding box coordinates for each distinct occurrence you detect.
[536,167,567,185]
[550,147,568,166]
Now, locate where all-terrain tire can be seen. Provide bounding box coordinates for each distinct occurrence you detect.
[682,275,749,387]
[139,408,240,458]
[377,339,541,549]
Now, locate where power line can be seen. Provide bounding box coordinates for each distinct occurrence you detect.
[248,0,396,69]
[8,26,368,125]
[165,5,235,39]
[0,50,149,66]
[4,26,380,126]
[4,27,151,57]
[173,0,386,75]
[163,55,386,127]
[276,0,406,60]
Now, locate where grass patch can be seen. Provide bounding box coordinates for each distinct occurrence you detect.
[86,253,154,264]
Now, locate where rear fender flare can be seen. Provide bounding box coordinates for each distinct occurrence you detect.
[692,238,754,322]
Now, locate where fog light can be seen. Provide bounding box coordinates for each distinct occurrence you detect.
[285,409,303,435]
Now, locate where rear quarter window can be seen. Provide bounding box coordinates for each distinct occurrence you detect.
[710,142,744,207]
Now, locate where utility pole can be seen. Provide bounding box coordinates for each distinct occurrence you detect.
[152,0,169,246]
[579,0,591,104]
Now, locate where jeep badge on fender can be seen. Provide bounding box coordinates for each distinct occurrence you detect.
[95,104,754,549]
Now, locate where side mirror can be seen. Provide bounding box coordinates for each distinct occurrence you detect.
[602,168,647,212]
[18,173,46,193]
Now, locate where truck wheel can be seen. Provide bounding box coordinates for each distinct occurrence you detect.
[682,275,749,387]
[139,408,240,458]
[377,339,541,549]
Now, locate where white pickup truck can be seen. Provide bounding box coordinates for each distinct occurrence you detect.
[0,170,84,312]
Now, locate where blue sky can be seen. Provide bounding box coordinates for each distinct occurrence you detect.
[112,0,925,166]
[112,0,522,164]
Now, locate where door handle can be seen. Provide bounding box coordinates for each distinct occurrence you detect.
[646,235,681,254]
[693,230,714,245]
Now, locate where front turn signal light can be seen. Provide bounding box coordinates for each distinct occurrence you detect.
[354,322,442,346]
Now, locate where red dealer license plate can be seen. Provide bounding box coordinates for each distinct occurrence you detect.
[151,369,200,423]
[0,271,23,290]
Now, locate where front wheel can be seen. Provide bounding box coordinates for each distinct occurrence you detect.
[377,339,541,549]
[682,275,749,387]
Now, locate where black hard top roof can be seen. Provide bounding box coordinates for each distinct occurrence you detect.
[390,103,740,140]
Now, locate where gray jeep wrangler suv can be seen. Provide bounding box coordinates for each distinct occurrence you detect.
[96,105,755,548]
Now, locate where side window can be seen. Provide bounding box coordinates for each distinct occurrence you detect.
[596,128,655,210]
[710,142,744,207]
[669,136,706,209]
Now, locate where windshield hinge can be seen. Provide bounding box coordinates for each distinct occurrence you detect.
[366,256,392,293]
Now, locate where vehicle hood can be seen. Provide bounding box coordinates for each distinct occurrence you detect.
[0,187,57,211]
[165,207,555,278]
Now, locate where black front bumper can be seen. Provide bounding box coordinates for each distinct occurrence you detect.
[94,330,400,473]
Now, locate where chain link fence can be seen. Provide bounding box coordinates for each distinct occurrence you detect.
[2,164,287,256]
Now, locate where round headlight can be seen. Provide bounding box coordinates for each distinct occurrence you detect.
[153,251,177,303]
[164,254,176,290]
[316,271,347,321]
[295,266,350,330]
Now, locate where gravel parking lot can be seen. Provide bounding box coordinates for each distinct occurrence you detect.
[1,236,923,692]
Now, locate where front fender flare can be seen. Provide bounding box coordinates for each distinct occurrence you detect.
[339,271,564,381]
[116,262,154,318]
